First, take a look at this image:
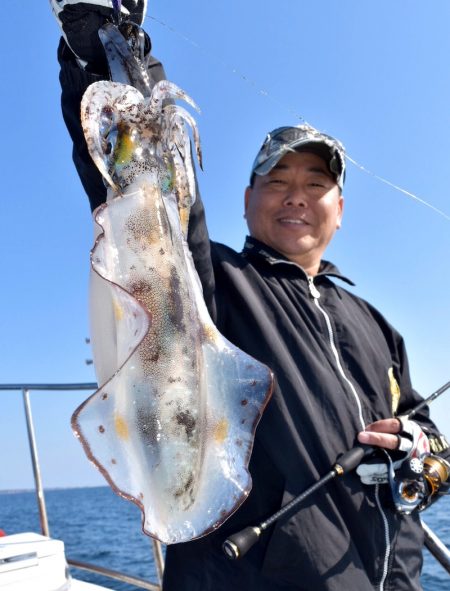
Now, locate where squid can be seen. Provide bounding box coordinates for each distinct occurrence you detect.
[71,23,273,544]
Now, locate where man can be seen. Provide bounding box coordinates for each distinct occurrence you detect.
[51,2,449,589]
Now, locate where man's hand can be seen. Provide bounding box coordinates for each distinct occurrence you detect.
[357,418,402,450]
[358,417,430,455]
[356,418,430,486]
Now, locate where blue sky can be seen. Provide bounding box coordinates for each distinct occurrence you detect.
[1,1,450,491]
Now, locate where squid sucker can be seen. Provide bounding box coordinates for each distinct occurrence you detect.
[71,23,273,544]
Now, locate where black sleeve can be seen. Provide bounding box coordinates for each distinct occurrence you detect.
[187,185,216,317]
[58,36,216,311]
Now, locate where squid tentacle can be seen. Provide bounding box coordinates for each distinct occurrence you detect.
[164,103,203,171]
[145,80,201,120]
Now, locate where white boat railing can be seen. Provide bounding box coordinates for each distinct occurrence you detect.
[0,383,164,591]
[2,382,450,584]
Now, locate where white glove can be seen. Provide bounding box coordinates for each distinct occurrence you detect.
[356,459,392,485]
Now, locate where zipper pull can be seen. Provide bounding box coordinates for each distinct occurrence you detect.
[308,276,320,299]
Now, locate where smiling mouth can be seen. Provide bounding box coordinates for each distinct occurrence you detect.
[278,218,309,225]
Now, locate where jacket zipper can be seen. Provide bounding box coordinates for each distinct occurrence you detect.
[307,276,391,591]
[307,277,365,429]
[374,484,391,591]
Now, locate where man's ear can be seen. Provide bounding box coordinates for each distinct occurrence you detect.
[336,195,344,229]
[244,186,252,215]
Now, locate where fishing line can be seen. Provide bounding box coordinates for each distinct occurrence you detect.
[146,14,450,223]
[346,155,450,222]
[146,15,302,119]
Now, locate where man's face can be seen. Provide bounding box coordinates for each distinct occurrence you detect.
[244,151,344,275]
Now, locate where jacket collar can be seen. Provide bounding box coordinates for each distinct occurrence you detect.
[242,236,355,286]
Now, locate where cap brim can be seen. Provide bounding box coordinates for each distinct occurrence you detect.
[253,139,336,177]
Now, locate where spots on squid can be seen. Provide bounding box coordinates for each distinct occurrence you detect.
[101,393,108,400]
[202,323,219,344]
[127,279,162,368]
[113,299,123,320]
[136,407,160,445]
[114,414,129,440]
[167,268,186,332]
[100,104,112,119]
[98,425,105,434]
[173,472,195,507]
[125,208,167,247]
[168,376,182,383]
[159,248,165,255]
[235,439,243,448]
[129,278,152,302]
[241,399,248,406]
[213,419,229,443]
[175,410,196,441]
[138,334,161,366]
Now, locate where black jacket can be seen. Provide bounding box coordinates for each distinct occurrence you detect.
[58,40,449,591]
[162,237,448,591]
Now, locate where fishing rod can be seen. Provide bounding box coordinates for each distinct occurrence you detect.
[222,379,450,561]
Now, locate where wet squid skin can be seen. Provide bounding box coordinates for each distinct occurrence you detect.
[71,64,273,543]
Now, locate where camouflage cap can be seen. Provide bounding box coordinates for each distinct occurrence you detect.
[250,125,346,189]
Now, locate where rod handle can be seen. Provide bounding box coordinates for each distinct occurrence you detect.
[334,444,373,473]
[222,526,262,560]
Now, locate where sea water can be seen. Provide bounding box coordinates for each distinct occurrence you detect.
[0,486,449,590]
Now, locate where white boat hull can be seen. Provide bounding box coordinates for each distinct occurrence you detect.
[0,532,111,591]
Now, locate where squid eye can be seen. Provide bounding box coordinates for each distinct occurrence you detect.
[104,129,118,156]
[100,107,118,156]
[100,106,114,137]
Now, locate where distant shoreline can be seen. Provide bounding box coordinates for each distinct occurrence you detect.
[0,485,109,494]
